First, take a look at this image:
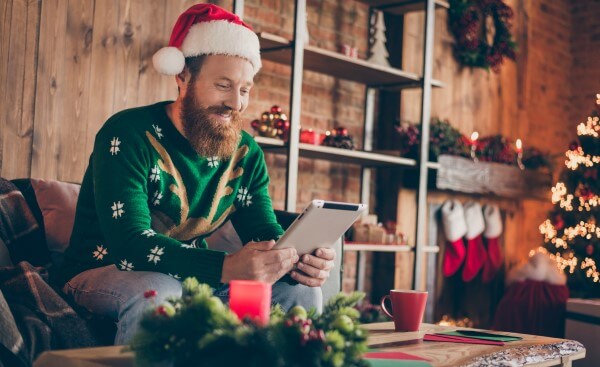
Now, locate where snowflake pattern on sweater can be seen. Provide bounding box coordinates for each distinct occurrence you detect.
[61,102,283,288]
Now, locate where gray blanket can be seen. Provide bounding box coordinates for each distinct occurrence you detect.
[0,178,49,267]
[0,262,100,367]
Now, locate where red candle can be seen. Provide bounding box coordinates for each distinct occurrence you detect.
[229,280,271,326]
[300,129,321,144]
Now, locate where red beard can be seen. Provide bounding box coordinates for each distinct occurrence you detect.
[180,87,242,159]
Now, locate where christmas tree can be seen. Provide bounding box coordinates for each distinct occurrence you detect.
[539,93,600,298]
[367,10,390,67]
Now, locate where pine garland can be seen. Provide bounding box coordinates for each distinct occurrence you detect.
[129,278,369,367]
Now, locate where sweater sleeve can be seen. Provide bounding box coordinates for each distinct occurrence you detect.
[92,123,225,287]
[230,145,284,245]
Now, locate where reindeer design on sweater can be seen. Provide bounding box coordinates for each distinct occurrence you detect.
[146,132,248,241]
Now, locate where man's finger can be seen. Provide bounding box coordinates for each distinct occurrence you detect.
[245,240,277,251]
[297,262,328,279]
[314,247,335,261]
[290,270,325,287]
[261,248,298,265]
[301,254,333,271]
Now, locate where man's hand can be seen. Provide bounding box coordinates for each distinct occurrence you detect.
[291,248,335,287]
[221,240,298,285]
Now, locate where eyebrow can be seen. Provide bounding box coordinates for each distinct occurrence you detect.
[216,76,254,88]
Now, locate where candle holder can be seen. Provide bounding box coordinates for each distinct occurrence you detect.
[516,139,524,170]
[470,132,479,162]
[229,280,271,326]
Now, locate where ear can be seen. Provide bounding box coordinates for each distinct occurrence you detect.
[175,68,191,96]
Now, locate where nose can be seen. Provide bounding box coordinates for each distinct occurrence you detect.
[224,91,243,112]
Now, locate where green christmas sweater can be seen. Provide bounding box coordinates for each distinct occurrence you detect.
[60,101,283,288]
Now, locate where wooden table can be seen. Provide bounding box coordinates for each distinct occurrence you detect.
[365,323,585,367]
[33,322,585,367]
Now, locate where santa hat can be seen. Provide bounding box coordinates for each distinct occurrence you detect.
[152,3,262,76]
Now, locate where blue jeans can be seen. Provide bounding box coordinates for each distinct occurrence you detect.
[62,265,322,345]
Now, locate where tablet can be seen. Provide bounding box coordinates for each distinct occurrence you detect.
[273,200,368,255]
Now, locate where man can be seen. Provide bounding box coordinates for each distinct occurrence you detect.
[59,4,334,345]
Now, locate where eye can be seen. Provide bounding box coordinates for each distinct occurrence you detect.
[216,83,229,90]
[240,88,250,95]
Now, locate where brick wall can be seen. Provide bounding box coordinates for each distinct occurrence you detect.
[571,0,600,124]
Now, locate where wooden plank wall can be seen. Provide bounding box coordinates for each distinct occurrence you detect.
[0,0,212,182]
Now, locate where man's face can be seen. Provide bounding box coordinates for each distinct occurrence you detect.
[180,55,254,159]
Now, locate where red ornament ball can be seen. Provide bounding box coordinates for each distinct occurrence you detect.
[251,119,260,129]
[270,105,282,114]
[569,141,580,151]
[586,244,594,256]
[335,127,349,136]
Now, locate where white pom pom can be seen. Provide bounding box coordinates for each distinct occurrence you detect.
[152,47,185,75]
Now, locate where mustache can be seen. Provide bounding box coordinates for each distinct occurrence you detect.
[205,105,236,117]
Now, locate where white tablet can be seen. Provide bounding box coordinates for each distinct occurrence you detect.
[273,200,368,255]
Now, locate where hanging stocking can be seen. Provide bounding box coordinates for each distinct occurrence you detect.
[440,200,467,277]
[462,202,487,282]
[482,204,503,283]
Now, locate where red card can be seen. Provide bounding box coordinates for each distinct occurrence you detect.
[364,351,430,361]
[423,334,505,346]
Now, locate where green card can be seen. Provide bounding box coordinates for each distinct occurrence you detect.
[437,330,522,342]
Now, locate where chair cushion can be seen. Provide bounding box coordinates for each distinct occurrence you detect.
[29,179,80,254]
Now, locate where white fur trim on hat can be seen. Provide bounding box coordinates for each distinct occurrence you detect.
[152,46,186,76]
[506,252,566,286]
[441,200,467,242]
[181,20,262,74]
[464,201,485,239]
[483,204,503,238]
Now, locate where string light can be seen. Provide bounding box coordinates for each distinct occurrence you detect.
[578,195,599,211]
[562,221,600,241]
[565,147,600,170]
[576,116,599,138]
[581,258,600,283]
[539,93,600,285]
[551,182,574,210]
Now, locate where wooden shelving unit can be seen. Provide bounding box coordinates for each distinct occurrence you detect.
[259,32,443,89]
[357,0,449,15]
[242,1,444,299]
[344,243,440,253]
[254,136,416,167]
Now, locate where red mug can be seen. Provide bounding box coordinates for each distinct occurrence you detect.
[380,290,428,332]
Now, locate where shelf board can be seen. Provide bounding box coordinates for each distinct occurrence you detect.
[345,243,412,252]
[254,136,416,167]
[258,32,422,87]
[425,161,441,170]
[436,154,553,200]
[358,0,450,15]
[422,246,440,253]
[253,136,285,147]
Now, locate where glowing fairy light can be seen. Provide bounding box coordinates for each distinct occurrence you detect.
[577,116,599,138]
[565,148,600,170]
[581,258,600,282]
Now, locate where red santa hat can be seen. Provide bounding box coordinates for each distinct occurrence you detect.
[152,3,262,76]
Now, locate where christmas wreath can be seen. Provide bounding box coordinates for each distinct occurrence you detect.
[448,0,517,71]
[129,278,369,367]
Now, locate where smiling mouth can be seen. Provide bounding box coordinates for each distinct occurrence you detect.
[211,113,232,122]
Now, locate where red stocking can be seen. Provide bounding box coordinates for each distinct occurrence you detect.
[441,200,467,277]
[482,204,503,283]
[462,202,487,282]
